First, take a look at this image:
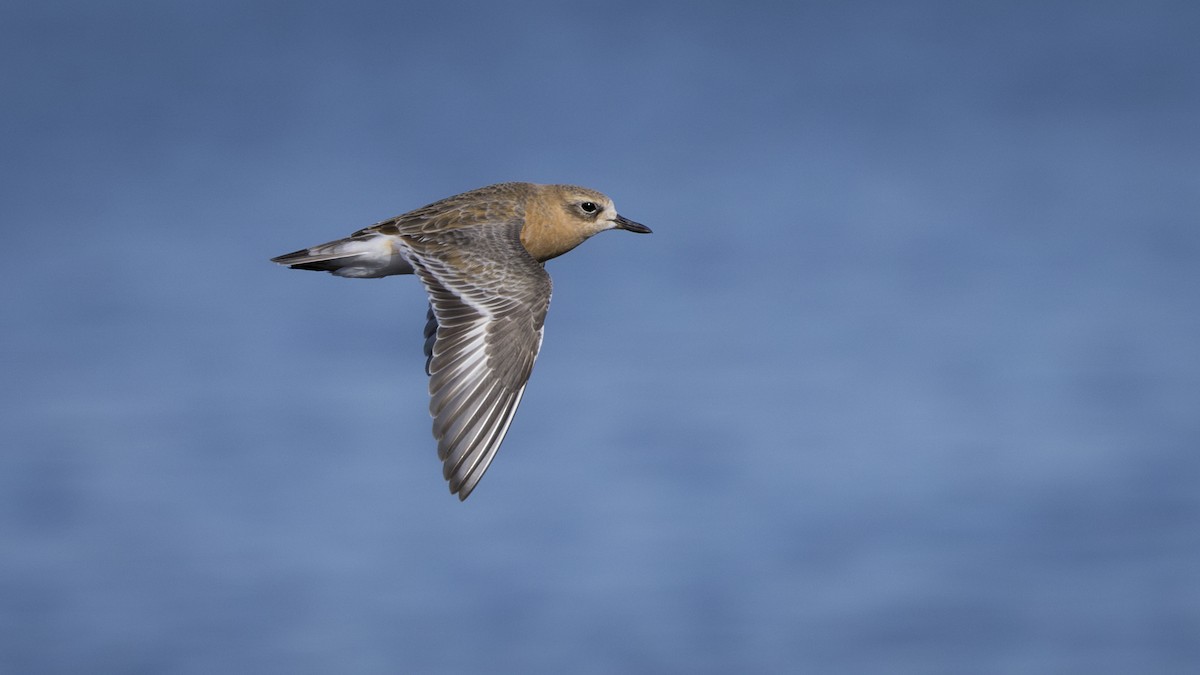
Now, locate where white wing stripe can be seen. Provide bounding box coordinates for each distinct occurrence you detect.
[442,388,507,474]
[454,387,526,496]
[448,390,514,480]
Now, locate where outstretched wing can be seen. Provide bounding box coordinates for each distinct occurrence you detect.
[398,220,551,500]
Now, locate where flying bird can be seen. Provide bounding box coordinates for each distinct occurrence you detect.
[271,182,651,500]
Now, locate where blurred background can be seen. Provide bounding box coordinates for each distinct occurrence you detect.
[2,1,1197,672]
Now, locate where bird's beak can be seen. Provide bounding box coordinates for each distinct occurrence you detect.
[613,214,652,234]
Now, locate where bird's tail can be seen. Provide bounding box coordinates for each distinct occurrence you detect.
[270,234,413,278]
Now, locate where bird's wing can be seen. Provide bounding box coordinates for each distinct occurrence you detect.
[396,218,551,500]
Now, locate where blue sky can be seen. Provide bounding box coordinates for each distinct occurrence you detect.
[2,1,1198,673]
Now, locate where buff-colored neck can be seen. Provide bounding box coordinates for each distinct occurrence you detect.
[520,188,590,262]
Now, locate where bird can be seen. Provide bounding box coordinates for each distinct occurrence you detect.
[271,182,651,500]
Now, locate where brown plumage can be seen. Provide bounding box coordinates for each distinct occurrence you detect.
[271,183,651,500]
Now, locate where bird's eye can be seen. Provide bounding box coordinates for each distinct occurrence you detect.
[580,201,598,214]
